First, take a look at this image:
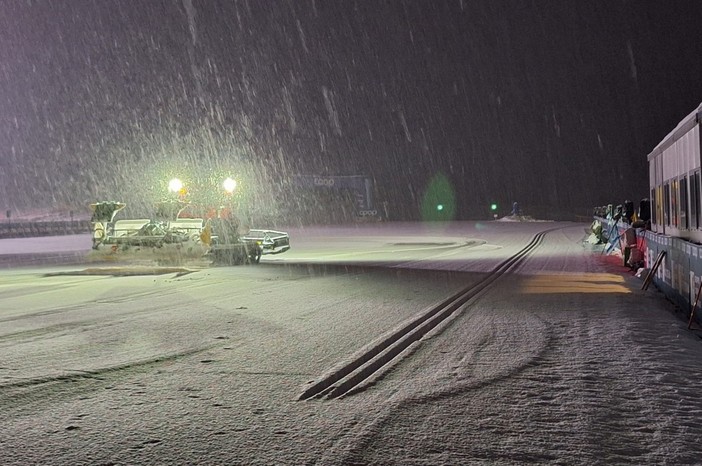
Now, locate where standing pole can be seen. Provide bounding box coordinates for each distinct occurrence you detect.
[688,279,702,329]
[642,250,666,291]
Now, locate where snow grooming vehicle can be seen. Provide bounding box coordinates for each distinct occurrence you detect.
[203,215,291,265]
[89,200,290,266]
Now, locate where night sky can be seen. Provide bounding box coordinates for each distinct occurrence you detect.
[2,0,702,220]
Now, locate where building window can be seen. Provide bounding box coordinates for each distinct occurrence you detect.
[680,176,689,229]
[664,182,671,226]
[692,171,701,229]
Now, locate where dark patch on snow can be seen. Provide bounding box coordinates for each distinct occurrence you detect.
[43,266,198,277]
[389,242,456,247]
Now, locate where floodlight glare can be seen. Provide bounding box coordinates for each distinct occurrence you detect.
[168,178,183,193]
[223,177,237,193]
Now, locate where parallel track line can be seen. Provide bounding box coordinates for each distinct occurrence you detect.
[298,227,559,400]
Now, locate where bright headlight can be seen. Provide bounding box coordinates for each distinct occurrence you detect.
[223,177,237,193]
[168,178,183,193]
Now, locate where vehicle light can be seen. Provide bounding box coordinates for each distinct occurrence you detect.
[168,178,183,193]
[223,177,237,193]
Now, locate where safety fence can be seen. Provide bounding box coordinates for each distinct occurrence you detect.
[598,216,702,327]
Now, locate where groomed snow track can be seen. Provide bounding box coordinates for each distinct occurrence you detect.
[298,227,562,401]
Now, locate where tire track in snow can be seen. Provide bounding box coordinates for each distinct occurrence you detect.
[0,346,215,412]
[319,310,555,465]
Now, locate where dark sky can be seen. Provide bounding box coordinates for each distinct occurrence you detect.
[2,0,702,220]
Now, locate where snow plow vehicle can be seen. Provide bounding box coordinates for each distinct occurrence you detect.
[89,177,290,265]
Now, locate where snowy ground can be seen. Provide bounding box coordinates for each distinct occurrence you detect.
[1,221,701,465]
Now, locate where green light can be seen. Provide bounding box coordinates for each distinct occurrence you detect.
[490,203,498,211]
[420,173,456,222]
